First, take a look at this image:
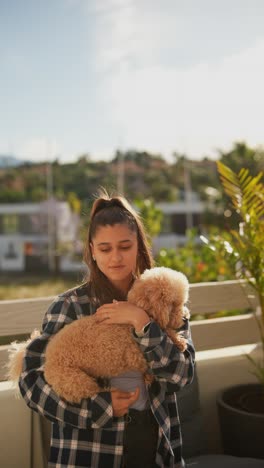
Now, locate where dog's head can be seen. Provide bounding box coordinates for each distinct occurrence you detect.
[128,267,189,330]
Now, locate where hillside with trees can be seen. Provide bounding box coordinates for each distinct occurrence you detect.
[0,142,263,212]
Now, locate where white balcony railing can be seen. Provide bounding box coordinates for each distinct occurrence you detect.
[0,279,260,375]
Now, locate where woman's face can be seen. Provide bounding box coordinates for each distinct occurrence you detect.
[90,223,138,293]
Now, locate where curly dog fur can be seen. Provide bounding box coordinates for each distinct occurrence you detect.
[8,267,190,404]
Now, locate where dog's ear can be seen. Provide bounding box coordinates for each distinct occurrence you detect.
[167,302,185,330]
[129,289,170,328]
[148,300,170,329]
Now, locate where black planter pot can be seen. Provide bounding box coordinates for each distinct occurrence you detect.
[217,383,264,459]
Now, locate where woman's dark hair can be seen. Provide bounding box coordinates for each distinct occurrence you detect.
[83,191,154,303]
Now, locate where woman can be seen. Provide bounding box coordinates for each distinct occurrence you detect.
[19,192,195,468]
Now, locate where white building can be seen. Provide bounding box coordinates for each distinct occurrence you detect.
[153,193,207,252]
[0,200,80,272]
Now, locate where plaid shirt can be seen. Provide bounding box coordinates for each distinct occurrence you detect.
[19,283,195,468]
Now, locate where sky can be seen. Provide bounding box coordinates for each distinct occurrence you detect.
[1,0,264,163]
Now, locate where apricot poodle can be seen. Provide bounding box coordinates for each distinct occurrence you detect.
[8,267,190,404]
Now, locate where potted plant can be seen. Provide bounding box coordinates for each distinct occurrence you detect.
[209,161,264,458]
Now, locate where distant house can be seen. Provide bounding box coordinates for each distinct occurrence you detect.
[153,192,207,253]
[0,199,81,272]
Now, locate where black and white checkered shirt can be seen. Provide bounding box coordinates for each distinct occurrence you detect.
[19,283,195,468]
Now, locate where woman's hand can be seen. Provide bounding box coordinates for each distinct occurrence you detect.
[111,387,140,417]
[95,301,150,332]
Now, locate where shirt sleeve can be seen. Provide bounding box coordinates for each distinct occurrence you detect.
[18,294,115,430]
[132,318,195,391]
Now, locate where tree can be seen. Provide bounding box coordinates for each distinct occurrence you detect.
[218,141,264,176]
[67,192,81,214]
[134,198,163,241]
[156,228,234,285]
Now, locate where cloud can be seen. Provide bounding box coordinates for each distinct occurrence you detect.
[93,1,264,158]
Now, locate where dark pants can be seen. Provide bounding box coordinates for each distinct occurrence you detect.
[123,408,159,468]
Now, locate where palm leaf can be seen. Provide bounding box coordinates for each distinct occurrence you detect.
[217,162,264,222]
